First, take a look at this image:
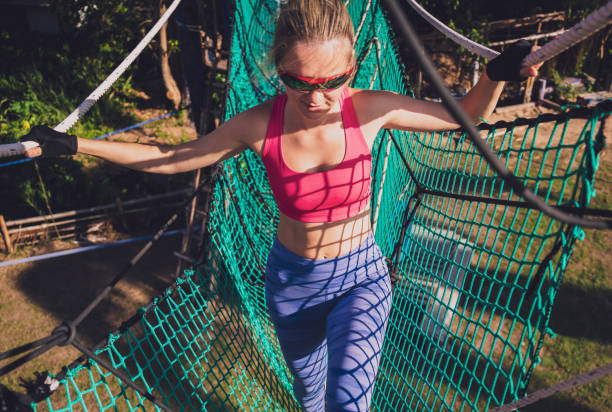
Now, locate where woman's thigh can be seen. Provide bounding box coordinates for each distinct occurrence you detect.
[325,270,392,411]
[265,276,332,409]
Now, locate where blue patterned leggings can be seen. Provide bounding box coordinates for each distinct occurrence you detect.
[265,234,392,411]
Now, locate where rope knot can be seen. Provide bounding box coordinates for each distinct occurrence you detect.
[52,322,76,347]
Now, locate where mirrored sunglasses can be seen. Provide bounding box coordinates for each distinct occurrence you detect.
[278,68,353,91]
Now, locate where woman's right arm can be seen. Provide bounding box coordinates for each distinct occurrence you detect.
[77,112,249,174]
[26,107,262,174]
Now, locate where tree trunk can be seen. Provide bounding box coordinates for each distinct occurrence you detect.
[159,0,181,109]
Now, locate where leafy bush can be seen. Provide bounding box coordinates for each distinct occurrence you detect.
[0,1,189,219]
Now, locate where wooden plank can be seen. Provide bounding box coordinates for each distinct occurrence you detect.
[6,189,189,227]
[0,215,14,253]
[7,202,184,250]
[538,98,562,110]
[488,11,565,30]
[488,29,566,47]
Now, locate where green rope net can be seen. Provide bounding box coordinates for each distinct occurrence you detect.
[34,0,611,410]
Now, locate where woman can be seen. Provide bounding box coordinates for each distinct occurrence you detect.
[22,0,539,410]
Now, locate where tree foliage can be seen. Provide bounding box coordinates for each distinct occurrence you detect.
[0,0,184,218]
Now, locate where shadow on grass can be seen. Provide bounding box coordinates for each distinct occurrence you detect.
[458,268,612,346]
[520,395,602,412]
[14,235,180,346]
[11,236,298,411]
[547,281,612,345]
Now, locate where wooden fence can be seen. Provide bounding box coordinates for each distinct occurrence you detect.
[0,189,190,252]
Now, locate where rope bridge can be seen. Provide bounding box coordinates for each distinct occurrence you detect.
[1,0,611,410]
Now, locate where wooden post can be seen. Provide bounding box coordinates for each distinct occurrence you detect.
[415,70,422,99]
[524,22,542,103]
[115,197,129,231]
[175,168,201,277]
[0,215,14,253]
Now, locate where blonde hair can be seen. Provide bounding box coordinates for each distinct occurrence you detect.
[271,0,355,68]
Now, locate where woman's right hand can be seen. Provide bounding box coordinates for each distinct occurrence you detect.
[20,126,78,158]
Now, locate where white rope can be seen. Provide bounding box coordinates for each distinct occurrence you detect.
[404,0,498,59]
[405,0,612,67]
[522,1,612,67]
[0,141,38,158]
[55,0,182,133]
[0,0,182,157]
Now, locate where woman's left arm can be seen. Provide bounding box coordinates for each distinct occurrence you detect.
[375,72,506,133]
[373,41,540,133]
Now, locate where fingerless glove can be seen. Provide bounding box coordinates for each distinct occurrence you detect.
[486,39,533,82]
[20,126,77,157]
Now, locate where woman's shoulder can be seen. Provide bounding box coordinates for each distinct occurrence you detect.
[345,88,405,128]
[348,87,419,118]
[224,98,275,131]
[347,87,404,103]
[223,96,278,155]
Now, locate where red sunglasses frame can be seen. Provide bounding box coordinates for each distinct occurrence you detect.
[278,67,354,91]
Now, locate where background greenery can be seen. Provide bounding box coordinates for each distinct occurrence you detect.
[0,0,188,219]
[405,0,611,102]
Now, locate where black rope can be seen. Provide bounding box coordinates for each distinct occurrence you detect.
[525,226,569,297]
[420,188,612,218]
[381,0,612,229]
[0,335,66,377]
[488,362,612,412]
[385,129,424,192]
[387,191,422,286]
[472,100,612,132]
[0,334,60,361]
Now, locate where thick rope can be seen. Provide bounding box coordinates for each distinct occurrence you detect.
[405,0,612,68]
[523,1,612,67]
[0,107,185,163]
[404,0,498,59]
[488,29,566,47]
[54,0,183,133]
[0,0,183,157]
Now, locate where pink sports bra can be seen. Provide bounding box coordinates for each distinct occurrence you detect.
[261,88,372,223]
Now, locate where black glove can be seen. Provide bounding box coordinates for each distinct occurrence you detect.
[486,39,533,82]
[20,126,77,157]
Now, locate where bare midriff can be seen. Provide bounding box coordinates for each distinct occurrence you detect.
[276,204,372,259]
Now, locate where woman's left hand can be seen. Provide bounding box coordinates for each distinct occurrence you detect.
[519,47,543,78]
[486,40,542,82]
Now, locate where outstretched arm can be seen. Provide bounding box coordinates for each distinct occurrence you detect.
[374,72,504,132]
[76,114,249,174]
[372,41,540,133]
[23,107,262,174]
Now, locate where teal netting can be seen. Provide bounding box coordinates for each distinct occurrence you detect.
[32,0,611,411]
